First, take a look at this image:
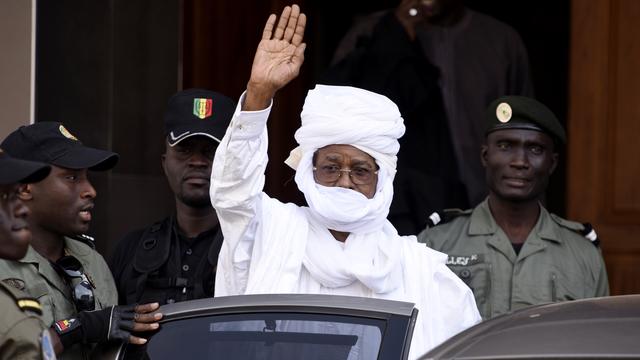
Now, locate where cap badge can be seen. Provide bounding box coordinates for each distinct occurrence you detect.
[496,102,512,123]
[59,125,78,141]
[193,98,213,119]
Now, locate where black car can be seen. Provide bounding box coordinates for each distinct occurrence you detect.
[99,294,418,360]
[420,294,640,359]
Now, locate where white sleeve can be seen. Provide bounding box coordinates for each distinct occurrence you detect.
[210,91,272,295]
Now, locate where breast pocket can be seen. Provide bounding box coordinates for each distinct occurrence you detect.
[28,282,57,325]
[551,268,589,302]
[446,254,491,315]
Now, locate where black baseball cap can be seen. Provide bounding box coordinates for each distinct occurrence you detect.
[0,148,51,185]
[486,96,567,144]
[1,122,119,171]
[164,88,235,146]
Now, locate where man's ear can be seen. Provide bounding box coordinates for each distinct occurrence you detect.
[18,184,33,201]
[480,145,489,168]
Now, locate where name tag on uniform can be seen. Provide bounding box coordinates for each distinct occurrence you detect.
[446,254,484,266]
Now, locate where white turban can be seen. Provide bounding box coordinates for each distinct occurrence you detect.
[285,85,405,174]
[286,85,406,234]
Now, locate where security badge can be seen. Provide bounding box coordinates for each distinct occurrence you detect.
[193,98,213,119]
[58,125,78,141]
[496,102,512,123]
[446,254,484,267]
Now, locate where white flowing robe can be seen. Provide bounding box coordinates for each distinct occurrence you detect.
[210,94,481,359]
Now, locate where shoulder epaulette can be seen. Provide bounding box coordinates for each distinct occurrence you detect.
[550,214,600,248]
[0,282,43,316]
[70,234,96,249]
[580,222,600,247]
[425,208,470,228]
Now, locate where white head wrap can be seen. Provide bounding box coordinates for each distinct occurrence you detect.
[285,85,405,172]
[286,85,405,234]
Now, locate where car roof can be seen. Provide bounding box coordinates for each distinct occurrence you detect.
[159,293,416,320]
[421,295,640,359]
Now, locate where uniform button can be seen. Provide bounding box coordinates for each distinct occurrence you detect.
[182,264,190,272]
[186,248,193,255]
[459,269,471,279]
[167,298,175,304]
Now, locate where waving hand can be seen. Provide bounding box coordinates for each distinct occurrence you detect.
[244,4,307,110]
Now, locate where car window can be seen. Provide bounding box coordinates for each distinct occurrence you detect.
[144,312,385,360]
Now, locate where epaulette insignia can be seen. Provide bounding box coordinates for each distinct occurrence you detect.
[18,298,43,315]
[425,208,469,228]
[581,222,600,248]
[72,234,96,249]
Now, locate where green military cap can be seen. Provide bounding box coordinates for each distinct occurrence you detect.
[486,96,567,144]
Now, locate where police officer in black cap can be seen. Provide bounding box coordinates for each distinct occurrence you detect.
[418,96,609,320]
[0,123,161,360]
[110,89,235,306]
[0,149,56,359]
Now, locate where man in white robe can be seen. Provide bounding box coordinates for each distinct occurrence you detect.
[210,5,481,358]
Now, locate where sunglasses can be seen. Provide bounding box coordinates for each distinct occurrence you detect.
[53,255,96,312]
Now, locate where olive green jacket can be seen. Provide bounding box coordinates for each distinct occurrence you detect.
[418,199,609,320]
[0,237,117,360]
[0,282,51,360]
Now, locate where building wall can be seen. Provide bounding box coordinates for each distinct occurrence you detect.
[0,0,34,138]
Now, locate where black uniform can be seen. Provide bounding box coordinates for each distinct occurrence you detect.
[322,12,468,235]
[110,216,223,305]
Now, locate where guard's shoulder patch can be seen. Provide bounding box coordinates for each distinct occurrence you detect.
[550,214,600,247]
[41,329,57,360]
[69,234,96,249]
[425,208,471,228]
[0,282,43,316]
[2,277,26,291]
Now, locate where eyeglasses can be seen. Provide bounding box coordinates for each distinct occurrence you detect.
[53,255,96,312]
[313,165,378,185]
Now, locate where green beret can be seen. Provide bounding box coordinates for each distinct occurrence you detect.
[485,96,566,144]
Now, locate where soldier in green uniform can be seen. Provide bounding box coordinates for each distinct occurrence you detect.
[418,96,609,319]
[0,123,162,359]
[0,148,56,359]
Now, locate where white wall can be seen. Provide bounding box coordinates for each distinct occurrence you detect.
[0,0,34,139]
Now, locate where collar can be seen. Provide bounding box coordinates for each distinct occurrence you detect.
[19,236,91,265]
[172,216,220,243]
[468,198,562,244]
[468,198,499,235]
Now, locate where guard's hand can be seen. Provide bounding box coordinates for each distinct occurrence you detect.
[53,303,163,349]
[110,303,163,345]
[394,0,423,40]
[244,4,307,111]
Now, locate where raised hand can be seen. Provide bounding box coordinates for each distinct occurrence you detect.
[244,4,307,110]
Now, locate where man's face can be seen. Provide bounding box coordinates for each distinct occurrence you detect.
[482,129,558,203]
[313,144,379,199]
[0,183,31,259]
[26,166,96,236]
[419,0,463,21]
[162,136,217,208]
